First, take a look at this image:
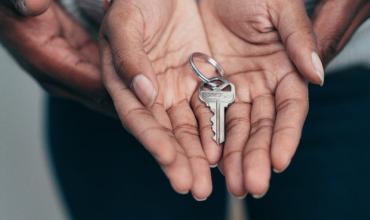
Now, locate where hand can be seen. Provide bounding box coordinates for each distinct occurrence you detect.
[100,0,214,200]
[0,1,114,117]
[2,0,50,16]
[311,0,370,64]
[200,0,315,198]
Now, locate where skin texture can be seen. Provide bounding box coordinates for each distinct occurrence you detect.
[4,0,50,16]
[199,0,312,198]
[0,2,115,117]
[199,0,370,198]
[312,0,370,64]
[99,0,214,201]
[1,0,369,201]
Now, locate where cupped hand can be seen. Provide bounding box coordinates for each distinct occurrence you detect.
[200,0,317,198]
[2,0,50,16]
[0,1,114,116]
[99,0,215,200]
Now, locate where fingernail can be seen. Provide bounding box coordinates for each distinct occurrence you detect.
[273,168,283,174]
[252,192,267,199]
[273,159,291,174]
[210,163,218,168]
[193,195,208,202]
[131,74,156,106]
[178,190,189,195]
[236,193,248,200]
[14,0,28,14]
[311,52,325,86]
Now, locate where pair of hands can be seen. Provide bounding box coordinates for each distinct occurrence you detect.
[101,0,314,201]
[1,0,369,200]
[99,0,370,201]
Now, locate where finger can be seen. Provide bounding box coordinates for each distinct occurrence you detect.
[243,94,274,198]
[150,104,193,194]
[102,1,158,106]
[168,101,213,201]
[270,0,324,85]
[271,73,308,173]
[0,4,103,101]
[100,39,194,194]
[339,2,370,52]
[312,0,370,64]
[222,101,251,198]
[191,91,222,166]
[53,3,99,65]
[100,38,178,169]
[5,0,50,16]
[160,148,193,195]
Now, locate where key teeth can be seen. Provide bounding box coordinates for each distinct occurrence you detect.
[210,113,217,139]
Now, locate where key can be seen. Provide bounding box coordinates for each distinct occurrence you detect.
[199,79,236,144]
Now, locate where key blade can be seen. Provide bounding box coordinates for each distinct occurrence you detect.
[210,102,224,145]
[206,102,218,143]
[217,102,229,144]
[198,81,236,145]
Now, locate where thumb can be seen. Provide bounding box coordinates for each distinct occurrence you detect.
[8,0,50,16]
[270,0,325,85]
[101,2,158,106]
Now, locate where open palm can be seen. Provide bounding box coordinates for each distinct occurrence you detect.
[200,0,311,198]
[100,0,215,200]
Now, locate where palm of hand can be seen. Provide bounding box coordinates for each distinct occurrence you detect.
[137,0,215,199]
[101,0,214,199]
[141,0,208,108]
[200,0,309,197]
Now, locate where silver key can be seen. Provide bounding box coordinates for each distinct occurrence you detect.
[199,79,235,144]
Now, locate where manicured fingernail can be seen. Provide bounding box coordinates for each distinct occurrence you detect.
[312,52,325,86]
[252,192,267,199]
[14,0,28,14]
[210,163,218,168]
[132,74,156,106]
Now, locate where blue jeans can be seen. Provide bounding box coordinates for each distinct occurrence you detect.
[48,66,370,220]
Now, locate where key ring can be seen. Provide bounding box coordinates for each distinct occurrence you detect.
[189,52,225,88]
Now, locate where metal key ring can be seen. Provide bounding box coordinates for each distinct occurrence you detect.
[200,76,230,91]
[189,52,225,88]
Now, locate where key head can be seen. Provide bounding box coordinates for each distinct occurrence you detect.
[199,80,235,105]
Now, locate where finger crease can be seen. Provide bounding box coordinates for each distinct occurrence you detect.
[243,148,269,159]
[223,150,243,163]
[123,107,152,121]
[226,117,251,132]
[173,124,199,137]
